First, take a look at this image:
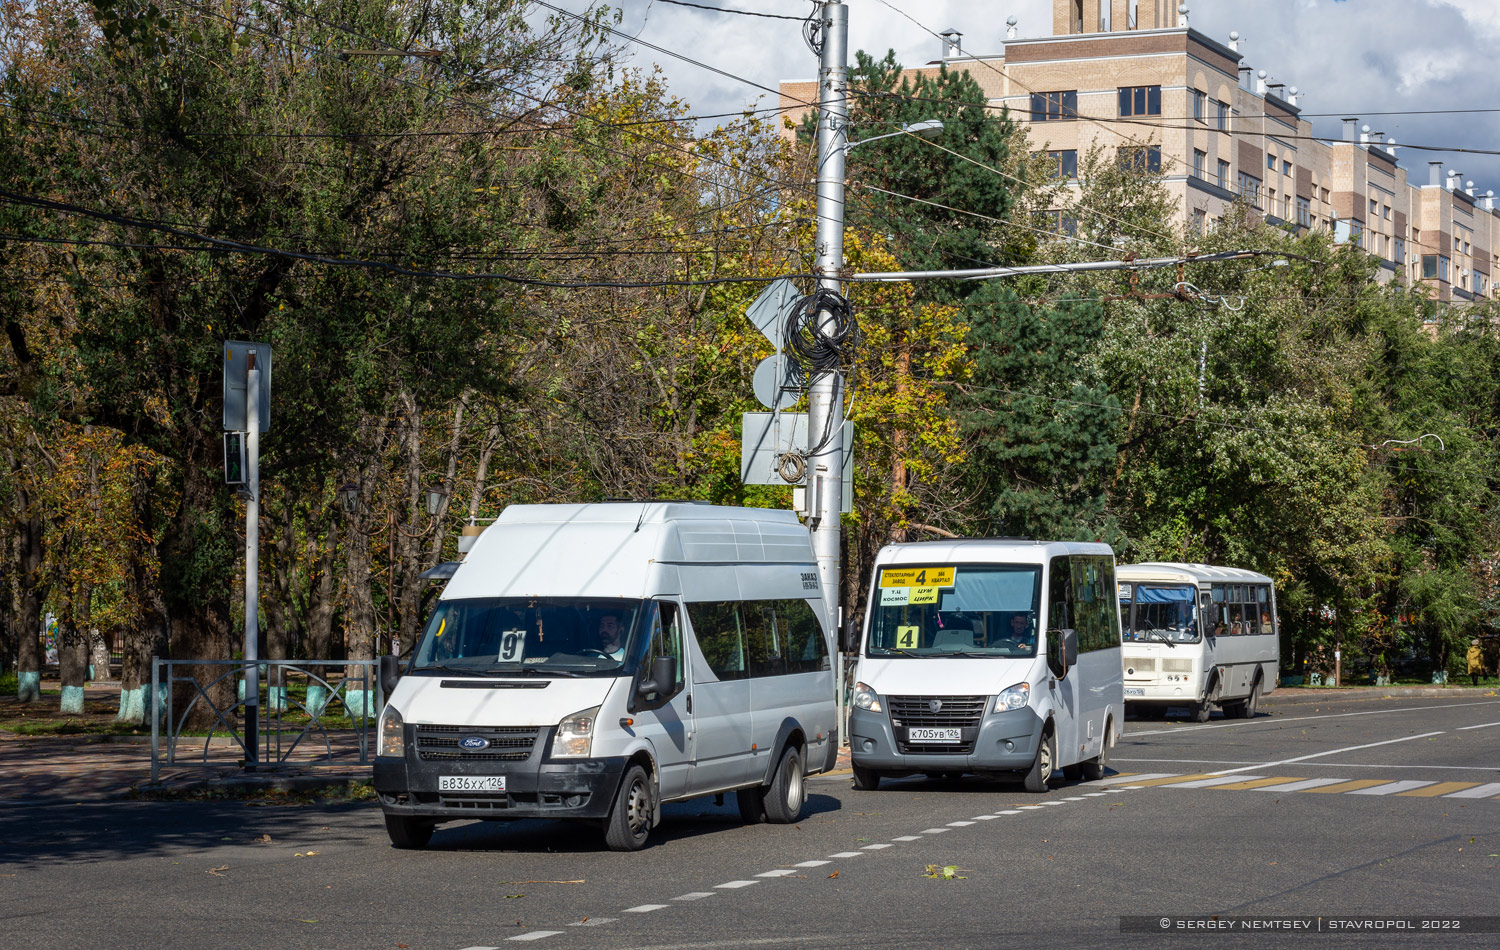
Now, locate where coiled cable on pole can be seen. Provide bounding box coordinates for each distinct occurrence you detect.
[783,287,859,377]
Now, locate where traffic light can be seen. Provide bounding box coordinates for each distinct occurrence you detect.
[224,431,246,485]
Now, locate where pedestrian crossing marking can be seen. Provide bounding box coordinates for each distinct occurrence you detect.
[1211,776,1306,791]
[1293,779,1394,794]
[1396,782,1478,797]
[1444,782,1500,799]
[1121,773,1225,787]
[1348,780,1435,796]
[1253,778,1349,792]
[1168,775,1264,789]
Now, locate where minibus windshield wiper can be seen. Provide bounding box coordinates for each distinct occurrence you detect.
[868,648,924,658]
[483,666,586,677]
[1144,629,1176,648]
[936,651,1010,659]
[414,664,490,676]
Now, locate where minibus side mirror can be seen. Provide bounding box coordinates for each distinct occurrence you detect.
[1046,629,1077,678]
[380,654,401,696]
[637,656,677,701]
[841,617,861,654]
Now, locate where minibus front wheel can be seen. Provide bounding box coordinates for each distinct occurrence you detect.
[603,764,656,851]
[1023,726,1055,793]
[851,763,882,790]
[384,814,434,850]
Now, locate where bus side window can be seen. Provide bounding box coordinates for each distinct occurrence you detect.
[1048,556,1072,631]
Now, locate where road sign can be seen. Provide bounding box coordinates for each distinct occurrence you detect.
[223,341,272,431]
[745,278,799,350]
[740,411,853,512]
[752,354,801,411]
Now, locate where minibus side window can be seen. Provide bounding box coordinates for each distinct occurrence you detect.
[779,599,830,674]
[638,602,685,701]
[1048,556,1073,631]
[744,604,787,678]
[687,602,747,681]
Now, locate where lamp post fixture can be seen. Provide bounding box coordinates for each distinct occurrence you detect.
[842,118,944,153]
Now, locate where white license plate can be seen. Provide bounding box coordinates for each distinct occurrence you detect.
[439,775,506,792]
[909,727,962,742]
[1124,688,1145,697]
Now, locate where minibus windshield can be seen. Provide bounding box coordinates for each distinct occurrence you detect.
[411,597,644,676]
[1120,584,1200,643]
[867,564,1042,658]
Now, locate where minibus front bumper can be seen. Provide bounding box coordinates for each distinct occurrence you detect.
[375,728,626,821]
[848,703,1045,772]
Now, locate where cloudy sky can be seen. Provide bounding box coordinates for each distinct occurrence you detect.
[544,0,1500,194]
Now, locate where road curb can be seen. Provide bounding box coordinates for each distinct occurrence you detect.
[1275,686,1500,698]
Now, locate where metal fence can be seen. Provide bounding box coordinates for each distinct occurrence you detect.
[150,658,382,782]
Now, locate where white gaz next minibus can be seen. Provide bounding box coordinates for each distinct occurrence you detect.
[848,540,1124,792]
[373,503,838,852]
[1116,563,1279,722]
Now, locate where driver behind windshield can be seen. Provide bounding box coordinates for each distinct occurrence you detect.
[597,612,626,661]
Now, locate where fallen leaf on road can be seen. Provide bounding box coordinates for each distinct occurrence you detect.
[828,871,839,879]
[924,864,968,880]
[505,895,524,899]
[207,866,229,877]
[294,852,321,858]
[297,919,317,924]
[255,834,272,844]
[398,944,408,948]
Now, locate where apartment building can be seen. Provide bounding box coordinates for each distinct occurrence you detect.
[778,0,1499,305]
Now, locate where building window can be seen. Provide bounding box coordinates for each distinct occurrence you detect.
[1383,205,1391,220]
[1118,85,1162,117]
[1037,210,1077,236]
[1192,208,1207,236]
[1217,159,1230,189]
[1216,100,1229,130]
[1237,171,1263,208]
[1119,145,1162,173]
[1369,198,1378,215]
[1192,89,1206,121]
[1395,237,1406,267]
[1320,187,1329,202]
[1047,149,1078,179]
[1031,90,1077,121]
[1267,153,1276,171]
[1282,160,1291,176]
[1193,149,1207,180]
[1422,255,1451,281]
[1296,195,1311,228]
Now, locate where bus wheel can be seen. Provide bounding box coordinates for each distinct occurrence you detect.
[851,764,882,790]
[1080,720,1112,781]
[1191,698,1213,723]
[1023,728,1055,793]
[1241,679,1260,719]
[603,764,655,851]
[735,786,767,824]
[384,814,434,850]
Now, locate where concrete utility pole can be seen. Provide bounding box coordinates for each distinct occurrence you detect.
[244,355,261,771]
[811,0,849,632]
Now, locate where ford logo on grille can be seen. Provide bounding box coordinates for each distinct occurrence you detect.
[459,736,490,751]
[928,699,943,713]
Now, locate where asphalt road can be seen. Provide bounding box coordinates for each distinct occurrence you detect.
[3,692,1498,950]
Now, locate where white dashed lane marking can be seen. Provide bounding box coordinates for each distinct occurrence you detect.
[716,880,759,889]
[624,904,670,913]
[508,933,563,942]
[672,893,714,902]
[568,918,616,927]
[862,843,893,849]
[920,828,950,833]
[756,870,799,878]
[795,859,831,867]
[892,835,923,841]
[947,821,975,826]
[827,851,864,858]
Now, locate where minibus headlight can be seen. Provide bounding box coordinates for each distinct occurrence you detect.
[994,683,1030,713]
[550,706,601,758]
[851,681,882,713]
[377,705,405,757]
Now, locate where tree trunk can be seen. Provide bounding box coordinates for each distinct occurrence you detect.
[90,629,112,683]
[263,500,298,712]
[119,462,169,725]
[14,498,44,703]
[59,613,89,715]
[162,430,236,731]
[342,451,381,721]
[302,516,339,718]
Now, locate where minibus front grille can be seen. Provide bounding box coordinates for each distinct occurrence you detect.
[414,724,539,761]
[889,695,985,755]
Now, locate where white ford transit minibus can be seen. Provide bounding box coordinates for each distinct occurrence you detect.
[849,540,1124,791]
[374,502,838,851]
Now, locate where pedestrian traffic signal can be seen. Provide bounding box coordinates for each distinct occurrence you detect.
[224,431,246,485]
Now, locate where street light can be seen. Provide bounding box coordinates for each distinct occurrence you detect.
[337,481,360,514]
[843,118,944,153]
[424,483,450,517]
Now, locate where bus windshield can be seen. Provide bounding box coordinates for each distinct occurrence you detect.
[1120,584,1200,643]
[867,564,1042,658]
[411,597,645,676]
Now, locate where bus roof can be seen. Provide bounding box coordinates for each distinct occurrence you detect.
[875,539,1114,566]
[1117,562,1273,585]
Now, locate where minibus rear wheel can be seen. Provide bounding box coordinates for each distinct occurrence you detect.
[762,744,806,823]
[1079,719,1113,782]
[384,814,434,850]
